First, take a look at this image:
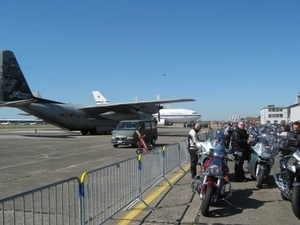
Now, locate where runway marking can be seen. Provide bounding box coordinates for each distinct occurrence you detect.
[0,147,110,170]
[118,163,190,225]
[29,149,50,158]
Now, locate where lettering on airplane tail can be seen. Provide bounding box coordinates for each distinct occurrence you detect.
[59,112,75,117]
[9,91,32,100]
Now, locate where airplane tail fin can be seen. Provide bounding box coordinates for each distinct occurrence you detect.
[92,91,109,104]
[33,90,42,98]
[0,50,34,103]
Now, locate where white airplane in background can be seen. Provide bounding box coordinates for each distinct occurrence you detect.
[0,50,195,135]
[0,121,10,125]
[92,91,201,126]
[92,91,109,105]
[152,108,201,126]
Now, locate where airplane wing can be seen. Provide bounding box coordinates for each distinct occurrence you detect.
[79,98,195,114]
[0,99,36,107]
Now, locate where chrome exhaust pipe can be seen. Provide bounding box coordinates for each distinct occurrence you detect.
[273,173,284,191]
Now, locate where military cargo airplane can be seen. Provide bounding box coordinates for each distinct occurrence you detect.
[0,50,195,134]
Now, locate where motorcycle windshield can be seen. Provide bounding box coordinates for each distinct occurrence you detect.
[208,130,226,147]
[202,130,227,156]
[293,149,300,161]
[207,130,219,142]
[252,134,277,158]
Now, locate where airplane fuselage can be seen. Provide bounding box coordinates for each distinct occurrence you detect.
[153,109,201,123]
[17,102,154,133]
[17,103,114,131]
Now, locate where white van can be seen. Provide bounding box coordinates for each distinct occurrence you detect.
[111,119,158,148]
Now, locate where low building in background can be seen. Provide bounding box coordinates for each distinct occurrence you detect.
[260,92,300,124]
[289,92,300,123]
[260,105,289,124]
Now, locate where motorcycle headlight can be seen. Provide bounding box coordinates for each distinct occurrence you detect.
[287,157,297,173]
[208,148,214,156]
[209,164,221,176]
[261,152,272,159]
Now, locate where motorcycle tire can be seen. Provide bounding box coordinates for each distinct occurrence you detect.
[281,192,289,201]
[291,186,300,219]
[200,186,214,217]
[256,169,266,188]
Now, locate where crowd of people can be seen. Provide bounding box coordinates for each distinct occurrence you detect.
[187,120,300,181]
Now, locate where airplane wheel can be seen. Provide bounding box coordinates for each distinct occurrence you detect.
[89,130,96,135]
[81,130,88,135]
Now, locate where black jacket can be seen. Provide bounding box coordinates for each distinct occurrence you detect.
[286,131,300,145]
[231,127,250,152]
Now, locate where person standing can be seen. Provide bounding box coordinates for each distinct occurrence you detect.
[231,121,251,182]
[224,123,233,148]
[279,124,291,139]
[188,123,202,179]
[287,121,300,142]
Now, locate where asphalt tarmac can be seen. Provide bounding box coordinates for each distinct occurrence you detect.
[0,126,299,224]
[0,125,191,198]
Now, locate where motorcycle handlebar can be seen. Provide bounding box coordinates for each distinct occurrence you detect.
[226,156,234,161]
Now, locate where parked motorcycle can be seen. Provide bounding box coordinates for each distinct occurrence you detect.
[247,133,278,188]
[191,130,234,216]
[273,138,300,219]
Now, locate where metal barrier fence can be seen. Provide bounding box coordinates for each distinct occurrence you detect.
[80,139,189,224]
[0,134,210,225]
[79,156,138,225]
[0,177,81,225]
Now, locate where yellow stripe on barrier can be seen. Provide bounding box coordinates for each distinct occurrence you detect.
[80,171,88,183]
[137,154,142,161]
[118,163,190,225]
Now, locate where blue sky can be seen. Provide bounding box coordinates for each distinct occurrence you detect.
[0,1,299,121]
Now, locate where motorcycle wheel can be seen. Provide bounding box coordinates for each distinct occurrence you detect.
[281,192,289,201]
[291,186,300,219]
[256,169,266,188]
[200,186,214,217]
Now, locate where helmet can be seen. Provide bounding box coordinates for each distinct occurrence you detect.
[218,131,224,139]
